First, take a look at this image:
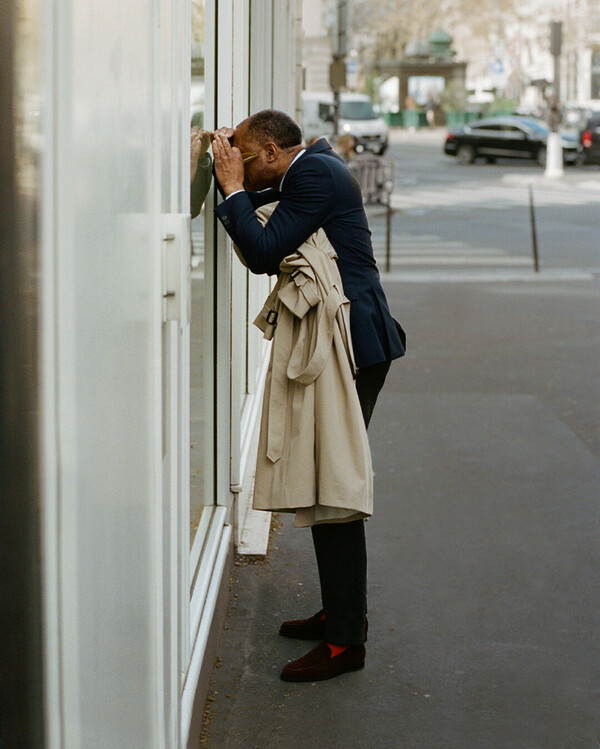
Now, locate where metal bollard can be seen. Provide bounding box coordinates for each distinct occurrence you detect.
[528,185,540,273]
[386,200,392,273]
[384,177,395,273]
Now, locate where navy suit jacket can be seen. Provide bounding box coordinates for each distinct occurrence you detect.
[214,138,405,368]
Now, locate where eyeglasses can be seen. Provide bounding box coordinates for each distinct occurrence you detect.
[241,152,259,163]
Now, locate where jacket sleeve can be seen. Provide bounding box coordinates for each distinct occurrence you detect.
[213,168,280,209]
[214,159,335,275]
[247,189,281,208]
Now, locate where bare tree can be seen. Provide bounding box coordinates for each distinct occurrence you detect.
[350,0,524,63]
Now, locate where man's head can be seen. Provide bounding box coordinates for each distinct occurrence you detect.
[232,110,303,191]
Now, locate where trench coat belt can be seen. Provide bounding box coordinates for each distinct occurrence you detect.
[265,285,347,463]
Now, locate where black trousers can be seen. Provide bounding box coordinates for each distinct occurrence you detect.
[311,360,391,645]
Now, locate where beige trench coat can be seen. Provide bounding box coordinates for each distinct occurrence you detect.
[248,204,373,525]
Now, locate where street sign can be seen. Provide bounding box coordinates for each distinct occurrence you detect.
[550,21,562,56]
[330,59,346,91]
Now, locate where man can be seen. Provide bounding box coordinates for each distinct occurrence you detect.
[211,110,406,682]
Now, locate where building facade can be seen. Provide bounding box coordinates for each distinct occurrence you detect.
[301,0,334,92]
[450,0,600,107]
[0,0,302,746]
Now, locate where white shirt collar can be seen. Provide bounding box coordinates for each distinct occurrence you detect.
[279,149,306,191]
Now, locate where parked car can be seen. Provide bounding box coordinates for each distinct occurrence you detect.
[578,113,600,165]
[443,116,579,166]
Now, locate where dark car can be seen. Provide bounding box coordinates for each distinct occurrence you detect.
[579,114,600,165]
[443,116,579,166]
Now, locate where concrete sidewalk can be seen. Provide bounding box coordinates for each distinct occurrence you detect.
[201,276,600,749]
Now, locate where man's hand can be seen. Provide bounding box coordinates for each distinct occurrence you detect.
[211,131,245,196]
[210,126,235,141]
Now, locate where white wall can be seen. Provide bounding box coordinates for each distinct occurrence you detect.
[39,0,303,746]
[41,0,173,743]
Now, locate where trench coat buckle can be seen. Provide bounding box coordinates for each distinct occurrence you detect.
[266,309,278,326]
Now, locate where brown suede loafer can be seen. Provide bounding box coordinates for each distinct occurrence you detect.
[279,610,326,640]
[281,642,366,682]
[279,610,369,641]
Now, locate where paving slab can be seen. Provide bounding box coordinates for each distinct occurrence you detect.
[202,388,600,748]
[201,269,600,748]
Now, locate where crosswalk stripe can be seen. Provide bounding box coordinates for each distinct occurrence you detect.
[375,234,441,241]
[393,240,471,248]
[386,256,532,266]
[381,269,595,283]
[392,248,505,255]
[373,179,598,281]
[372,229,541,273]
[389,184,600,210]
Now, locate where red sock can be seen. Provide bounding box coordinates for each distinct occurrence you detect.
[326,643,349,657]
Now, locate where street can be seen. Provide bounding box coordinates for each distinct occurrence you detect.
[374,128,600,274]
[371,128,600,460]
[202,129,600,749]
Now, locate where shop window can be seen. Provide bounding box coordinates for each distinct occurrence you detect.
[190,0,210,544]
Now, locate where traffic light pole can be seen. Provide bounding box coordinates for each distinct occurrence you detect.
[331,0,348,138]
[550,21,562,106]
[545,20,564,177]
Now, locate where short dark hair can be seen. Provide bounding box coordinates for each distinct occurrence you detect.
[245,109,302,149]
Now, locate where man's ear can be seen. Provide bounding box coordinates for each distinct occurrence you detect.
[264,142,278,162]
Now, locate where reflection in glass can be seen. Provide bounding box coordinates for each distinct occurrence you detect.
[190,0,209,544]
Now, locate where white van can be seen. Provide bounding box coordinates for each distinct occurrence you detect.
[301,91,389,154]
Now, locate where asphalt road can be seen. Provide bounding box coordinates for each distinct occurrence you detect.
[202,130,600,749]
[373,129,600,272]
[371,129,600,460]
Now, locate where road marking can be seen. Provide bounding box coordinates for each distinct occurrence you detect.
[371,231,596,281]
[381,269,595,283]
[373,233,527,268]
[388,256,532,266]
[389,181,600,211]
[393,247,505,255]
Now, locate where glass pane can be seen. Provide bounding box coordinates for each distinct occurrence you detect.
[190,0,210,544]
